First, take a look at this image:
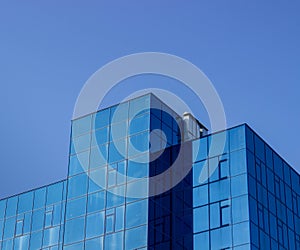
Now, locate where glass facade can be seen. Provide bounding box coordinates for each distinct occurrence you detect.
[0,93,299,249]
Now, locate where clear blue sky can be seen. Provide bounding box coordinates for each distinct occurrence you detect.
[0,1,299,198]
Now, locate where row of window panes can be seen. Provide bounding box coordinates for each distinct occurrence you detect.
[71,95,151,138]
[0,182,66,220]
[0,202,65,241]
[193,125,247,163]
[246,127,299,193]
[248,174,300,226]
[64,224,147,250]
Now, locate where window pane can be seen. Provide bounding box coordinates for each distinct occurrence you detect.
[193,160,208,187]
[67,174,88,199]
[231,174,248,197]
[90,145,108,169]
[85,237,103,250]
[233,222,250,246]
[64,217,85,244]
[109,140,126,163]
[93,108,110,130]
[32,209,44,232]
[72,133,91,153]
[209,179,230,203]
[47,182,64,205]
[106,187,125,209]
[3,217,15,240]
[0,200,6,219]
[105,231,124,250]
[87,191,105,213]
[128,132,150,157]
[88,168,107,193]
[194,232,209,250]
[129,113,150,135]
[30,231,43,249]
[91,127,109,146]
[110,102,129,123]
[125,225,147,250]
[193,185,208,207]
[43,226,60,247]
[210,226,232,249]
[193,205,209,233]
[33,188,46,210]
[5,197,17,218]
[232,196,249,223]
[69,151,89,176]
[126,200,148,229]
[193,137,208,162]
[230,149,247,176]
[18,192,33,214]
[229,126,246,152]
[66,196,87,219]
[86,212,105,239]
[110,121,128,141]
[72,115,92,137]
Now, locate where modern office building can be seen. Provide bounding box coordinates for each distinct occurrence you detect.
[0,93,299,250]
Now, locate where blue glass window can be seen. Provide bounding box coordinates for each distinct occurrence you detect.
[71,133,91,154]
[87,191,105,213]
[93,108,110,130]
[110,102,129,123]
[193,205,209,233]
[209,179,230,203]
[233,222,250,246]
[3,217,15,240]
[127,159,149,178]
[193,160,208,187]
[129,113,149,135]
[129,95,150,118]
[43,226,60,247]
[231,174,248,197]
[229,125,246,152]
[69,151,89,176]
[90,144,108,169]
[126,199,148,229]
[91,127,109,146]
[232,195,249,223]
[64,217,85,244]
[47,182,64,205]
[88,168,107,193]
[18,192,33,214]
[14,235,29,249]
[193,137,208,163]
[194,232,209,250]
[30,231,43,249]
[193,185,208,207]
[210,226,232,249]
[85,237,103,250]
[67,174,88,199]
[105,231,124,250]
[32,209,44,232]
[109,140,126,163]
[128,132,150,157]
[125,225,147,250]
[0,200,6,219]
[106,187,125,209]
[5,197,17,218]
[66,196,87,219]
[72,115,92,137]
[110,121,128,141]
[208,131,229,157]
[33,188,46,210]
[86,211,105,239]
[230,149,247,176]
